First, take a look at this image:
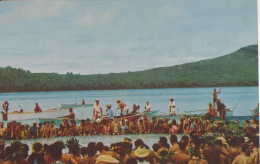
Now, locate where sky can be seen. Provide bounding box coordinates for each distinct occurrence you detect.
[0,0,257,75]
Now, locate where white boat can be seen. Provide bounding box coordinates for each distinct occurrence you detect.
[1,108,70,121]
[61,103,93,108]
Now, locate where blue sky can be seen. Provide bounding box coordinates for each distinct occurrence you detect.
[0,0,257,75]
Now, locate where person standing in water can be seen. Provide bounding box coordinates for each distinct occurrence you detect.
[169,98,176,116]
[2,100,9,121]
[93,99,102,120]
[213,88,221,107]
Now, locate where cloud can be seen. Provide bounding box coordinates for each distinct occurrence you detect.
[0,1,67,27]
[72,9,117,29]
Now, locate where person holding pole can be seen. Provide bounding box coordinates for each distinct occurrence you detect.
[213,88,221,107]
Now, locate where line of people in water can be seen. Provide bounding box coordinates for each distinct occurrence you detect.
[0,117,259,164]
[0,113,258,141]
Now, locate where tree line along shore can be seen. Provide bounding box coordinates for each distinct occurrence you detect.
[0,44,257,93]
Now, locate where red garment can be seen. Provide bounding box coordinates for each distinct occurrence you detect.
[69,112,75,120]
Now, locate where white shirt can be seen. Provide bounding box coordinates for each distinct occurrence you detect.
[169,101,175,109]
[93,104,102,113]
[145,104,151,111]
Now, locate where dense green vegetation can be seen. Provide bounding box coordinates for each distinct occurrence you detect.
[0,44,258,92]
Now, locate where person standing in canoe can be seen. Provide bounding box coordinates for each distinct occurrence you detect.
[68,108,75,120]
[116,98,129,116]
[144,101,151,112]
[93,99,102,120]
[34,103,42,113]
[213,88,221,107]
[169,98,176,116]
[106,104,114,119]
[2,100,9,121]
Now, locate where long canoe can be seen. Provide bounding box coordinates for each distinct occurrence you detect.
[1,108,70,121]
[61,104,93,108]
[38,113,142,126]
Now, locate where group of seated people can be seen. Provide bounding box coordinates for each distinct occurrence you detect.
[0,127,259,164]
[0,114,258,141]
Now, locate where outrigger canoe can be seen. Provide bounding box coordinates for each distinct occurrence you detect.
[61,104,93,108]
[1,108,70,121]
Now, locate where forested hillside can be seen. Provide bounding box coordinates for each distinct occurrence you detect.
[0,44,258,92]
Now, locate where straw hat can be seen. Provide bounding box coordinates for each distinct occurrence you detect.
[95,99,99,102]
[106,104,111,107]
[134,146,149,158]
[170,98,174,100]
[116,98,121,102]
[95,155,119,164]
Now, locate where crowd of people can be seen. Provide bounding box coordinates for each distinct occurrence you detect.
[0,116,259,164]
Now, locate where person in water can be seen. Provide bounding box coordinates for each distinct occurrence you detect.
[34,103,42,113]
[81,99,85,105]
[2,100,9,121]
[68,108,75,120]
[93,99,102,120]
[169,98,176,116]
[213,88,221,106]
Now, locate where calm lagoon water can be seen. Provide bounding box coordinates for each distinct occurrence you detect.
[0,86,258,153]
[0,86,258,118]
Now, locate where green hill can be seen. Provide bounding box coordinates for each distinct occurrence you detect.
[0,44,258,92]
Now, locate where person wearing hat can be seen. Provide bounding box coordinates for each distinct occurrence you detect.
[134,146,150,164]
[106,104,114,119]
[169,98,176,116]
[2,100,9,121]
[93,99,102,120]
[95,154,119,164]
[116,99,129,116]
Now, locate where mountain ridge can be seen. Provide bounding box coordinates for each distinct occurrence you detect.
[0,44,258,92]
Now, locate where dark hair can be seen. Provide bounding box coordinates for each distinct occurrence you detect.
[152,143,160,152]
[21,144,29,158]
[87,142,97,157]
[181,135,189,143]
[80,147,88,156]
[96,142,104,152]
[242,144,249,153]
[172,119,177,125]
[170,135,178,144]
[134,139,145,148]
[179,140,187,152]
[126,158,138,164]
[45,142,63,160]
[159,137,168,148]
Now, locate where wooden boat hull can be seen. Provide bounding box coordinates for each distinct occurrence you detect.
[1,108,70,121]
[61,104,93,108]
[39,113,142,126]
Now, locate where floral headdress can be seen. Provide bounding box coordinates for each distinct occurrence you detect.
[189,147,204,159]
[31,142,44,154]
